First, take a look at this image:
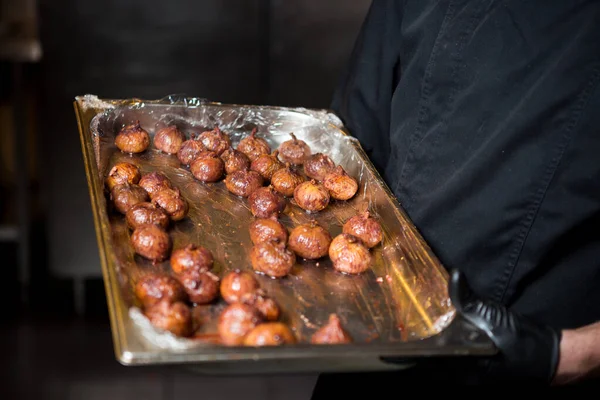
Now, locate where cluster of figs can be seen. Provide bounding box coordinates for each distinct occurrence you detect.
[104,119,385,345]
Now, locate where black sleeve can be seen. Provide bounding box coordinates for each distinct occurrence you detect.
[330,0,403,174]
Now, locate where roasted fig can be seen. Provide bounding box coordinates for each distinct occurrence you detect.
[250,240,296,278]
[115,120,150,153]
[145,300,193,337]
[198,126,231,156]
[170,244,214,275]
[131,224,172,262]
[304,153,336,181]
[240,289,280,321]
[243,322,296,346]
[139,172,173,198]
[105,162,141,191]
[248,186,287,218]
[342,211,383,248]
[288,220,332,260]
[177,137,207,165]
[237,127,271,162]
[250,150,285,181]
[111,183,149,214]
[134,273,187,308]
[311,313,353,344]
[154,125,186,154]
[221,147,251,174]
[270,163,306,197]
[323,166,358,201]
[218,303,262,346]
[177,270,220,305]
[328,233,372,275]
[190,152,225,182]
[278,133,311,165]
[220,270,260,304]
[248,216,288,245]
[293,180,330,212]
[126,202,170,230]
[224,169,264,197]
[151,187,188,221]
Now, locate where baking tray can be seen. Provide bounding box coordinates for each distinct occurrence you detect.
[74,94,495,373]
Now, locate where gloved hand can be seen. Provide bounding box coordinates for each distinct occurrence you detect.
[449,268,562,384]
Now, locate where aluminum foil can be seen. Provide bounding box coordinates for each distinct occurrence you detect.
[82,95,455,355]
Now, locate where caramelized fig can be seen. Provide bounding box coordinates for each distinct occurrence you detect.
[224,169,264,197]
[248,186,287,218]
[250,150,285,181]
[218,303,262,346]
[139,172,173,198]
[278,133,311,165]
[243,322,296,346]
[288,220,332,260]
[240,289,280,321]
[248,215,288,245]
[250,240,296,278]
[304,153,336,181]
[323,166,358,201]
[126,202,170,230]
[237,127,271,162]
[154,125,186,154]
[151,188,188,221]
[342,211,383,248]
[221,147,251,174]
[328,233,372,275]
[198,126,231,156]
[111,183,149,214]
[145,300,193,337]
[271,163,306,197]
[311,314,353,344]
[105,162,141,191]
[293,180,330,212]
[190,152,225,182]
[177,271,220,305]
[220,270,260,304]
[170,244,214,275]
[115,120,150,153]
[131,224,172,262]
[134,273,187,309]
[177,137,207,165]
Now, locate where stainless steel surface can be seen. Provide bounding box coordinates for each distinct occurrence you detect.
[74,95,496,370]
[0,224,19,241]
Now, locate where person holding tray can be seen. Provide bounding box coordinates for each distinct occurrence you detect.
[312,0,600,393]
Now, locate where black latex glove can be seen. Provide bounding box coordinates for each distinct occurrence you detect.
[449,268,562,384]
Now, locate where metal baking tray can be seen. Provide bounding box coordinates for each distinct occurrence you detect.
[74,95,495,373]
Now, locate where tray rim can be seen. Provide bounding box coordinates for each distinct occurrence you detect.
[73,95,497,367]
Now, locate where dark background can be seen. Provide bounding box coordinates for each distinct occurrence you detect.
[0,0,372,398]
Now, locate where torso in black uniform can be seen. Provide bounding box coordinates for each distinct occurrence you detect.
[331,0,600,330]
[310,1,600,392]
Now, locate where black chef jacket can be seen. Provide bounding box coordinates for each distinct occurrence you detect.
[311,0,600,392]
[331,0,600,330]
